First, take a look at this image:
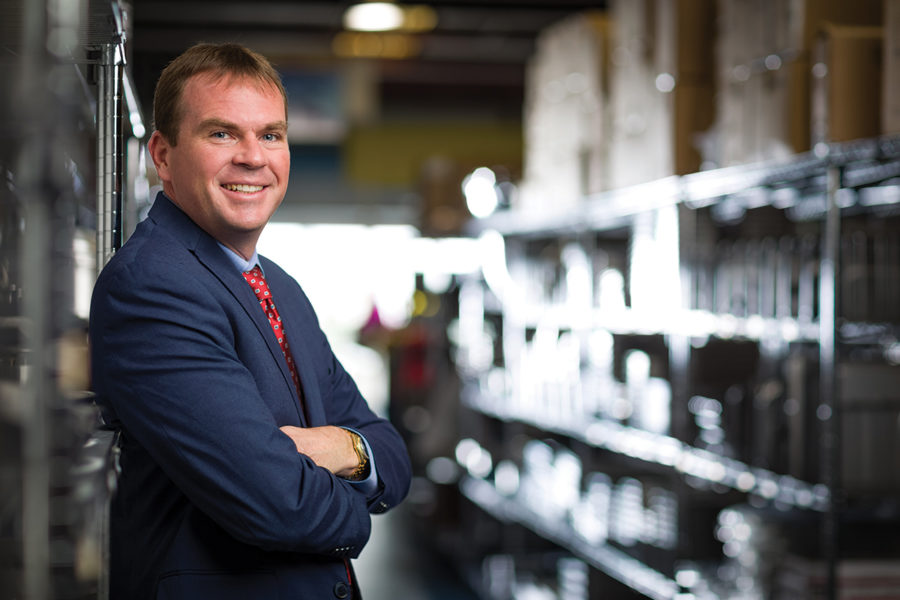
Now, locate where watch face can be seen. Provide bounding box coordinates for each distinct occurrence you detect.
[346,432,369,481]
[353,433,368,459]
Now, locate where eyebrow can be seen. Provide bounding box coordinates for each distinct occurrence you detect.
[196,118,288,134]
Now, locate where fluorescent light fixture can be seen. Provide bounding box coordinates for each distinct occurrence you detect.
[344,2,404,32]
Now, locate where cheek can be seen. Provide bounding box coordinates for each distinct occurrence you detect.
[169,148,217,184]
[273,151,291,180]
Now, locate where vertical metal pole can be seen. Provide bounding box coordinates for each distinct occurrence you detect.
[96,46,108,272]
[95,39,125,600]
[819,164,841,600]
[111,44,124,253]
[17,0,50,597]
[97,42,124,271]
[21,195,51,600]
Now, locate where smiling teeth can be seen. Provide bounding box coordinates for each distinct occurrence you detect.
[224,184,264,193]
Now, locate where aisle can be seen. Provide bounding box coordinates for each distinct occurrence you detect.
[354,502,480,600]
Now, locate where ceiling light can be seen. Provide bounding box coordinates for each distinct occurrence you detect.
[344,2,404,32]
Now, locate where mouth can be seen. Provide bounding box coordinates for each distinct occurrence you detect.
[222,183,265,193]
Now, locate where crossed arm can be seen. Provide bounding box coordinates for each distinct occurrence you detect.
[279,425,358,478]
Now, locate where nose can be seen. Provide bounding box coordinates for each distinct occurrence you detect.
[234,137,266,168]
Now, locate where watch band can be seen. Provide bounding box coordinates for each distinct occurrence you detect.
[347,430,369,481]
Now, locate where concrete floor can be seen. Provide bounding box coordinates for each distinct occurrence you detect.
[354,503,481,600]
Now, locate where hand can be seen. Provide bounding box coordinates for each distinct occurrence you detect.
[279,425,358,477]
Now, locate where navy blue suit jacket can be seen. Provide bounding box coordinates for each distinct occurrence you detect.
[89,193,411,600]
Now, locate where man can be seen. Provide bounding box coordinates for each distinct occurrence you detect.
[89,43,411,600]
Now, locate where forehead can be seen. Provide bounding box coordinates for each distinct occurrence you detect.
[181,73,287,119]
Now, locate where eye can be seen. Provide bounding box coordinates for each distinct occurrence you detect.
[262,132,281,143]
[211,131,230,139]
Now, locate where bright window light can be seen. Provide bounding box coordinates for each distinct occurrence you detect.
[344,3,404,32]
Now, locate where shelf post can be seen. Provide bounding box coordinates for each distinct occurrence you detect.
[819,163,841,600]
[96,41,125,270]
[17,1,54,597]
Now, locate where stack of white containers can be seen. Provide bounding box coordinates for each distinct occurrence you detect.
[519,12,609,213]
[518,0,893,207]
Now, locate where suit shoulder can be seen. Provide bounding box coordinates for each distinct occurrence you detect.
[95,220,200,294]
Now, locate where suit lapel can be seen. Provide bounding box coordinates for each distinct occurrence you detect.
[262,265,327,427]
[199,239,309,427]
[150,193,308,426]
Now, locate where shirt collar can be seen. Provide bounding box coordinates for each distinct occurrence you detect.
[217,242,263,276]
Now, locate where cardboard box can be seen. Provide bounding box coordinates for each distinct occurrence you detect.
[812,25,883,144]
[884,0,900,135]
[709,0,884,167]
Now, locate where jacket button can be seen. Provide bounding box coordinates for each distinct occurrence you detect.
[333,582,350,599]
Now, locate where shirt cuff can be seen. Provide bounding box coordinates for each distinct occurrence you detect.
[340,427,379,495]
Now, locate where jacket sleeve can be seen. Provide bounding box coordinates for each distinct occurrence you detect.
[321,346,412,514]
[90,256,373,556]
[267,263,412,516]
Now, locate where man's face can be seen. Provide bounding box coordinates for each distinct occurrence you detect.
[148,73,290,258]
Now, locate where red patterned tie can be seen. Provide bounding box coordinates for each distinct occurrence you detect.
[242,267,303,401]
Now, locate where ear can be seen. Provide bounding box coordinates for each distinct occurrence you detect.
[147,130,172,183]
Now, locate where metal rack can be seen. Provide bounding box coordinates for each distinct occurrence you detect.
[467,135,900,238]
[460,476,681,600]
[451,133,900,599]
[461,388,828,513]
[1,1,144,598]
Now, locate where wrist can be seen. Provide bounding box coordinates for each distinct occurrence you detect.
[345,430,370,481]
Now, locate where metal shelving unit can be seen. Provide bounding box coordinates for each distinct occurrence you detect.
[467,136,900,238]
[460,476,682,600]
[449,134,900,599]
[461,388,828,513]
[1,1,144,598]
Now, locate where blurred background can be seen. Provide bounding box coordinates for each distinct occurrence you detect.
[2,0,900,598]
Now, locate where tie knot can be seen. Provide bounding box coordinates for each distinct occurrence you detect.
[242,267,271,302]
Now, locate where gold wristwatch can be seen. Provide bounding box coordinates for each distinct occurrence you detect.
[347,430,369,481]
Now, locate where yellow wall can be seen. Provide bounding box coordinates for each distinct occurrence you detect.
[343,121,523,186]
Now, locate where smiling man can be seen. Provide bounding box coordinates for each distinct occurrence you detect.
[89,43,411,600]
[148,63,290,260]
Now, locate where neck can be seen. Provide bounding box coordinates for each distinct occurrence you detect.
[220,240,255,261]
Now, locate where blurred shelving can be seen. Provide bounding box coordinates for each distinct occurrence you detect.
[468,135,900,238]
[1,1,145,598]
[461,387,829,513]
[460,476,682,600]
[439,130,900,599]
